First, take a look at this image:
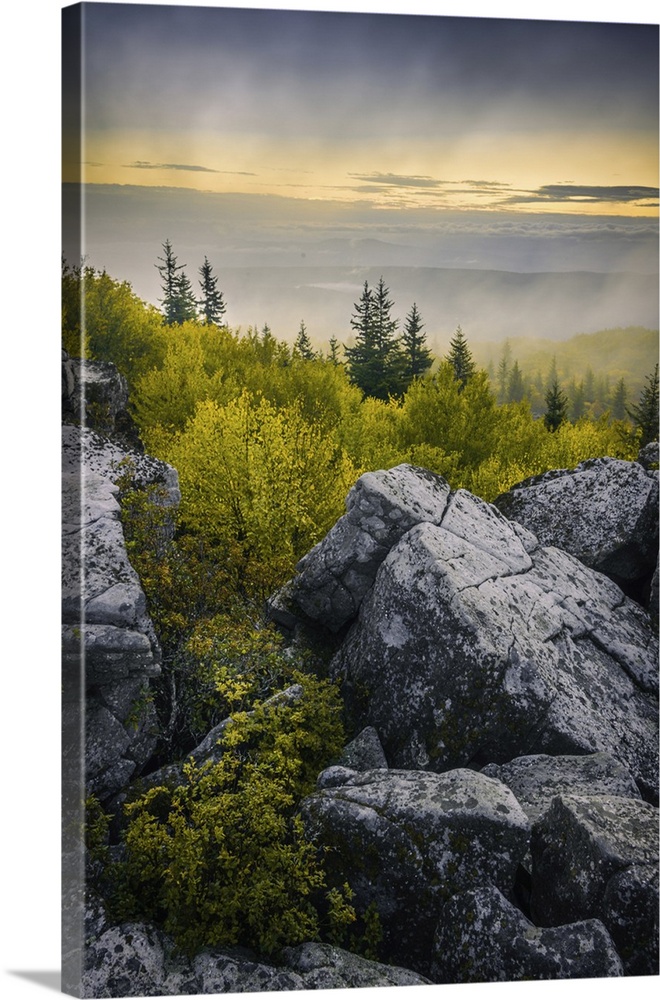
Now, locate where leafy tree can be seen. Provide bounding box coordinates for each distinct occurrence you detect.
[627,364,659,447]
[401,302,432,384]
[446,325,476,390]
[345,278,403,400]
[294,320,316,361]
[506,361,526,403]
[198,256,226,325]
[544,377,568,432]
[156,239,197,325]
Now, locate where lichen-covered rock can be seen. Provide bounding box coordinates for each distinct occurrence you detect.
[494,457,658,595]
[331,480,658,799]
[338,725,388,770]
[62,390,180,800]
[530,794,659,975]
[300,767,529,971]
[82,923,431,996]
[481,752,641,825]
[62,351,142,447]
[431,885,623,983]
[281,942,432,988]
[269,464,451,632]
[638,440,659,469]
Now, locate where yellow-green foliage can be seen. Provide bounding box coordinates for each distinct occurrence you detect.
[157,391,358,596]
[62,262,167,384]
[114,674,349,957]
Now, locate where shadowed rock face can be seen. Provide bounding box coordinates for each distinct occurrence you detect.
[330,478,658,800]
[494,456,659,603]
[301,766,530,972]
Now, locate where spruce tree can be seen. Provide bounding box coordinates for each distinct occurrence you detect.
[328,336,341,365]
[156,240,196,325]
[506,361,526,403]
[497,340,512,403]
[446,325,476,390]
[627,364,659,447]
[544,377,568,432]
[610,377,628,421]
[294,320,316,360]
[401,302,432,384]
[345,279,403,399]
[198,256,226,325]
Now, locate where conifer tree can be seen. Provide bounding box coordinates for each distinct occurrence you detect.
[497,340,512,403]
[156,240,196,325]
[544,376,568,432]
[401,302,432,384]
[569,380,586,421]
[610,377,628,421]
[198,256,226,325]
[345,278,403,399]
[627,364,659,447]
[328,336,341,365]
[294,320,316,360]
[506,360,526,403]
[446,325,476,390]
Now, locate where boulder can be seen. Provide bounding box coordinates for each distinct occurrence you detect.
[338,725,388,770]
[62,351,141,447]
[431,885,623,983]
[481,752,641,826]
[638,440,659,469]
[268,464,451,632]
[300,766,529,972]
[62,382,180,800]
[330,475,658,800]
[82,922,431,996]
[494,457,658,599]
[530,794,659,975]
[281,942,431,988]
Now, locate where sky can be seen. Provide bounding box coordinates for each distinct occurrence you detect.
[66,4,658,215]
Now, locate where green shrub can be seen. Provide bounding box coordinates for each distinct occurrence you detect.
[112,674,350,957]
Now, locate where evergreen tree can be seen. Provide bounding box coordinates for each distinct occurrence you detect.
[569,380,586,421]
[293,320,316,361]
[544,377,568,432]
[610,377,628,421]
[401,302,432,384]
[497,340,512,403]
[446,325,476,390]
[345,278,403,399]
[506,361,526,403]
[198,256,226,325]
[627,364,659,447]
[156,240,196,325]
[327,336,341,365]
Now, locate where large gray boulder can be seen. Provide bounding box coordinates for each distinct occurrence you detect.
[494,457,658,597]
[530,794,659,975]
[62,392,180,800]
[268,464,451,632]
[300,766,529,972]
[62,351,141,447]
[329,472,658,800]
[82,921,431,996]
[431,885,623,982]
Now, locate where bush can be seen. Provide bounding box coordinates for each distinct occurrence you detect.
[112,674,351,957]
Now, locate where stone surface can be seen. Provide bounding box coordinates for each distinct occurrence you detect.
[431,885,623,983]
[300,766,529,971]
[82,922,431,997]
[330,477,658,799]
[269,464,451,631]
[62,355,180,801]
[481,752,641,826]
[495,457,658,592]
[530,793,659,975]
[62,352,141,446]
[338,725,388,770]
[638,440,659,469]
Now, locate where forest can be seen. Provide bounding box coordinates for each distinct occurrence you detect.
[65,246,659,961]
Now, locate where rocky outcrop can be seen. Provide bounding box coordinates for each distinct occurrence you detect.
[431,885,623,982]
[62,350,142,448]
[62,357,180,800]
[82,919,431,997]
[530,794,659,975]
[300,766,529,972]
[328,473,658,800]
[494,456,659,602]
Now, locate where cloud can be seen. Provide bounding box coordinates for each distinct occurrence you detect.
[348,172,444,189]
[506,184,659,205]
[124,160,257,176]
